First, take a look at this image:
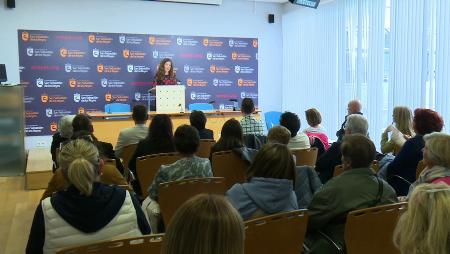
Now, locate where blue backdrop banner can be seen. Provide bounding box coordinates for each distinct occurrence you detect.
[18,30,258,136]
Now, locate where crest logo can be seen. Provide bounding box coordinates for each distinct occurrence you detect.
[190,92,196,100]
[206,52,212,61]
[209,65,216,73]
[232,52,238,60]
[152,50,159,59]
[22,31,30,41]
[69,79,77,88]
[183,65,190,73]
[36,78,44,88]
[26,47,34,56]
[229,39,234,47]
[60,48,68,58]
[41,94,49,103]
[252,39,258,48]
[88,34,95,43]
[97,64,104,73]
[73,93,81,103]
[176,37,183,46]
[101,78,108,88]
[123,49,130,58]
[105,93,112,102]
[213,79,219,87]
[238,79,244,87]
[134,92,141,101]
[119,35,126,44]
[50,122,58,132]
[187,79,193,87]
[234,65,241,74]
[203,38,209,46]
[92,48,99,58]
[127,65,134,73]
[149,36,156,45]
[240,92,246,99]
[78,107,85,114]
[64,63,72,72]
[219,104,225,110]
[45,108,53,117]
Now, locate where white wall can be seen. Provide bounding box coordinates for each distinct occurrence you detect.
[0,0,283,148]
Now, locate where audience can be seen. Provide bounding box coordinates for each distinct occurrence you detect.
[408,132,450,195]
[280,111,311,150]
[227,143,298,220]
[303,108,330,150]
[315,114,369,183]
[162,194,244,254]
[26,139,150,254]
[387,108,444,196]
[305,134,397,253]
[336,100,363,141]
[394,183,450,254]
[381,106,414,155]
[128,114,175,196]
[114,105,148,158]
[267,125,291,145]
[50,115,75,170]
[190,110,214,139]
[239,98,264,135]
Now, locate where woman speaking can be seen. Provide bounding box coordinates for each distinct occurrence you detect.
[153,58,178,85]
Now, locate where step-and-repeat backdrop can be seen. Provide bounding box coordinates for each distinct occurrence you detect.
[18,30,258,136]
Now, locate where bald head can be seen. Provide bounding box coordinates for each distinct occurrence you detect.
[347,100,362,115]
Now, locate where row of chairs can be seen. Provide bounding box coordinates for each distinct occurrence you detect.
[57,201,407,254]
[333,160,426,180]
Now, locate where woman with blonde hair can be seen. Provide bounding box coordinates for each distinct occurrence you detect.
[394,183,450,254]
[27,139,150,254]
[162,194,244,254]
[381,106,414,154]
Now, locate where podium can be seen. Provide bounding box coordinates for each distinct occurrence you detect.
[156,85,186,113]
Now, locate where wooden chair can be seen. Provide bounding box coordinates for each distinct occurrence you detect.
[56,234,164,254]
[291,148,318,167]
[416,160,426,179]
[196,139,216,158]
[345,202,407,254]
[136,152,182,197]
[120,143,138,180]
[211,150,248,189]
[245,210,309,254]
[159,177,227,226]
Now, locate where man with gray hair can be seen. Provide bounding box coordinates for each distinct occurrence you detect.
[315,114,369,183]
[50,115,75,171]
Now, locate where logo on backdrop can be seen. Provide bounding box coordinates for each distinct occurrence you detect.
[27,47,34,56]
[88,34,95,43]
[46,108,53,117]
[22,31,30,41]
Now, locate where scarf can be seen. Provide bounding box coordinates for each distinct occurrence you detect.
[408,165,450,196]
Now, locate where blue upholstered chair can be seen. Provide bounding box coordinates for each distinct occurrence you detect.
[264,111,282,130]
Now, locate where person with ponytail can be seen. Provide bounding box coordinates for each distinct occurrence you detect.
[26,139,150,254]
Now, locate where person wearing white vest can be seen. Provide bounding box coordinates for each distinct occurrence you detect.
[26,139,151,254]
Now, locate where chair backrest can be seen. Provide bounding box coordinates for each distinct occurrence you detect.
[136,152,182,197]
[345,202,407,254]
[188,103,214,111]
[105,103,131,113]
[159,177,227,226]
[211,150,248,189]
[120,143,138,180]
[263,111,282,130]
[196,139,216,158]
[416,160,426,179]
[245,210,309,254]
[291,148,318,167]
[56,234,164,254]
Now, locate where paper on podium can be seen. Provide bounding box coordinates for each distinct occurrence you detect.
[156,85,186,113]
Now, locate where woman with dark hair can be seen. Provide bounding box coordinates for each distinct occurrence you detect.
[211,119,244,154]
[226,143,298,220]
[129,114,175,196]
[387,108,444,196]
[153,58,177,86]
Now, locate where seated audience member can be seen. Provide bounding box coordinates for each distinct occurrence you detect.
[315,114,369,183]
[41,133,128,200]
[210,118,257,163]
[128,114,175,196]
[26,139,150,254]
[408,132,450,195]
[280,111,311,150]
[114,105,148,158]
[51,115,75,171]
[381,106,414,155]
[162,194,244,254]
[394,183,450,254]
[387,108,444,196]
[306,134,397,253]
[267,127,322,208]
[336,99,363,141]
[190,110,214,140]
[148,125,212,202]
[304,108,330,150]
[239,98,264,135]
[227,143,298,220]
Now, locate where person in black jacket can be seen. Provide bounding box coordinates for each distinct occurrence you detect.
[189,110,214,140]
[336,100,363,142]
